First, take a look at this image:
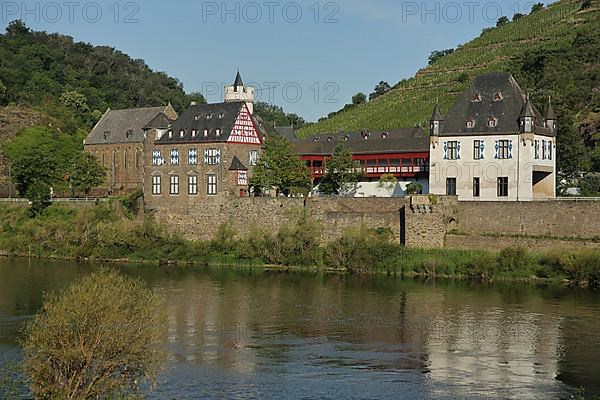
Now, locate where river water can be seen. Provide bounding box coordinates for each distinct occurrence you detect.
[0,259,599,399]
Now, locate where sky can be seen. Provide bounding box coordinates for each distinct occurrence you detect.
[0,0,553,121]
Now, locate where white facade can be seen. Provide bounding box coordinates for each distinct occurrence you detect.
[224,72,255,115]
[430,134,556,201]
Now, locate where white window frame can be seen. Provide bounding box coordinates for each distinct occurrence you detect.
[188,175,198,195]
[447,141,459,160]
[188,148,198,165]
[237,170,248,186]
[169,175,179,195]
[497,140,511,159]
[152,175,161,195]
[249,150,259,166]
[205,148,220,165]
[207,175,217,195]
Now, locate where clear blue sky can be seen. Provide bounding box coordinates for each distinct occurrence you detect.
[1,0,552,121]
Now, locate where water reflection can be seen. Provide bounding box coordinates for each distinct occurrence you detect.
[1,260,599,399]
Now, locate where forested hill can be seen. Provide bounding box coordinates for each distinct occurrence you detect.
[0,20,205,136]
[298,0,600,179]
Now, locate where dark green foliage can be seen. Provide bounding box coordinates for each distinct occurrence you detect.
[580,0,593,10]
[0,20,203,128]
[497,16,510,27]
[457,72,470,83]
[319,142,362,196]
[405,182,423,195]
[250,134,312,196]
[352,92,367,105]
[68,152,106,197]
[580,173,600,196]
[531,3,545,13]
[428,49,454,65]
[513,13,525,21]
[254,102,306,129]
[495,247,530,273]
[369,81,391,101]
[539,250,600,288]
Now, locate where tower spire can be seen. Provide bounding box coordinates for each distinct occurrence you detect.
[233,70,244,90]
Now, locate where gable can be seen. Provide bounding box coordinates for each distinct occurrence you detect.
[228,105,261,145]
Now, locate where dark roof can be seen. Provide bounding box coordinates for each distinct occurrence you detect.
[431,100,443,121]
[441,72,552,136]
[156,102,246,144]
[233,71,244,89]
[545,98,557,120]
[144,112,173,130]
[229,156,247,170]
[85,106,167,145]
[294,128,429,156]
[274,126,296,142]
[519,95,537,118]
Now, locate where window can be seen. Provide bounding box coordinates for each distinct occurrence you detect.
[473,140,484,160]
[124,150,128,169]
[188,175,198,195]
[168,130,173,138]
[191,129,197,137]
[237,170,248,186]
[534,140,540,160]
[542,140,547,160]
[152,175,161,195]
[216,128,221,136]
[179,129,185,138]
[497,177,509,197]
[446,141,459,160]
[487,117,497,128]
[152,149,163,166]
[203,129,209,137]
[446,178,457,196]
[170,175,179,195]
[548,141,552,160]
[207,175,217,195]
[249,150,259,166]
[205,148,220,165]
[473,177,480,197]
[126,129,133,139]
[496,140,511,159]
[206,113,213,120]
[494,92,503,101]
[472,93,481,102]
[170,149,180,165]
[466,119,475,129]
[188,148,198,165]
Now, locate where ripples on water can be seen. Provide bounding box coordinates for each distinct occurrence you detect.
[1,260,599,399]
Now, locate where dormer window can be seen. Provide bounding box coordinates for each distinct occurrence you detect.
[206,113,213,120]
[179,129,185,138]
[218,113,224,119]
[494,92,503,101]
[466,119,475,129]
[126,129,133,139]
[472,93,482,102]
[203,129,209,137]
[344,135,350,141]
[313,137,320,142]
[327,136,333,142]
[216,128,221,136]
[194,115,200,121]
[103,131,111,140]
[168,130,173,138]
[191,129,197,137]
[382,132,389,139]
[487,117,498,128]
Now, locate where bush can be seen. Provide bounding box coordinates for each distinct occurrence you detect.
[496,247,530,273]
[22,269,168,399]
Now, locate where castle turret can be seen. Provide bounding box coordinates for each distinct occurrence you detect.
[224,70,255,115]
[430,98,443,136]
[519,94,536,133]
[544,97,557,135]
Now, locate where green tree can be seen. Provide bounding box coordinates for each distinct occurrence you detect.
[320,142,362,196]
[369,81,391,101]
[377,174,398,196]
[69,152,106,197]
[496,16,510,27]
[59,90,90,113]
[513,13,525,21]
[531,3,544,13]
[0,78,6,103]
[428,48,454,65]
[580,173,600,196]
[405,182,423,195]
[352,92,367,105]
[250,134,311,196]
[22,269,167,400]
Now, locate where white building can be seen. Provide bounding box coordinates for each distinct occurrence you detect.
[224,71,255,115]
[429,72,557,201]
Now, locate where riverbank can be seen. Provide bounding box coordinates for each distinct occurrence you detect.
[0,203,599,288]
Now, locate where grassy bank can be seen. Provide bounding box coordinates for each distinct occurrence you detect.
[0,203,599,288]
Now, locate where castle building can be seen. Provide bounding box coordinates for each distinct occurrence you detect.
[84,104,177,195]
[224,71,255,115]
[428,72,556,201]
[144,72,267,210]
[293,128,430,196]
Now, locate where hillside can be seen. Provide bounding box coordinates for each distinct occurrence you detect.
[298,0,600,177]
[0,20,205,134]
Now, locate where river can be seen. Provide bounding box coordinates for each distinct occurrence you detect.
[1,258,599,399]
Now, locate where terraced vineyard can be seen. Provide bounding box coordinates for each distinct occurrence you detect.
[298,0,598,136]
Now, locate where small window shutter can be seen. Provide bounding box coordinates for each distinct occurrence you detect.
[494,141,499,159]
[443,142,448,160]
[509,140,513,159]
[215,149,221,164]
[204,149,209,164]
[457,142,462,160]
[480,141,485,159]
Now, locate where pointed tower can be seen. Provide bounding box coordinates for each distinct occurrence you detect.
[544,97,557,135]
[224,70,255,114]
[430,98,443,136]
[519,94,536,133]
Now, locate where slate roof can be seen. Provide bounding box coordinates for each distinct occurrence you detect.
[431,100,443,121]
[144,112,173,130]
[274,126,296,142]
[545,99,557,120]
[156,102,248,144]
[440,72,552,136]
[294,128,429,156]
[85,106,167,145]
[233,71,244,89]
[229,156,247,171]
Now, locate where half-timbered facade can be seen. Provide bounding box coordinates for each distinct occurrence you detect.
[429,72,556,201]
[144,101,265,210]
[294,128,430,196]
